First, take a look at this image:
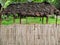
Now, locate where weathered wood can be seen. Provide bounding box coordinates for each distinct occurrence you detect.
[0,24,60,45]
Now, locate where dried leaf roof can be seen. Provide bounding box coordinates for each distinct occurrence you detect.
[1,1,60,16]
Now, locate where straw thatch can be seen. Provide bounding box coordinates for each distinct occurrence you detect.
[0,1,60,24]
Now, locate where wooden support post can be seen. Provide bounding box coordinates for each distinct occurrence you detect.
[20,16,21,24]
[42,17,44,24]
[56,15,58,26]
[13,15,15,24]
[39,16,41,24]
[26,16,27,24]
[0,15,1,25]
[46,16,48,24]
[18,13,21,24]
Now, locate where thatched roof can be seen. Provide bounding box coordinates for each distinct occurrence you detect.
[1,1,60,16]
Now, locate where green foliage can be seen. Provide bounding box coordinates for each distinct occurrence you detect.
[2,16,60,25]
[3,0,11,8]
[0,0,60,8]
[33,0,44,2]
[50,15,55,19]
